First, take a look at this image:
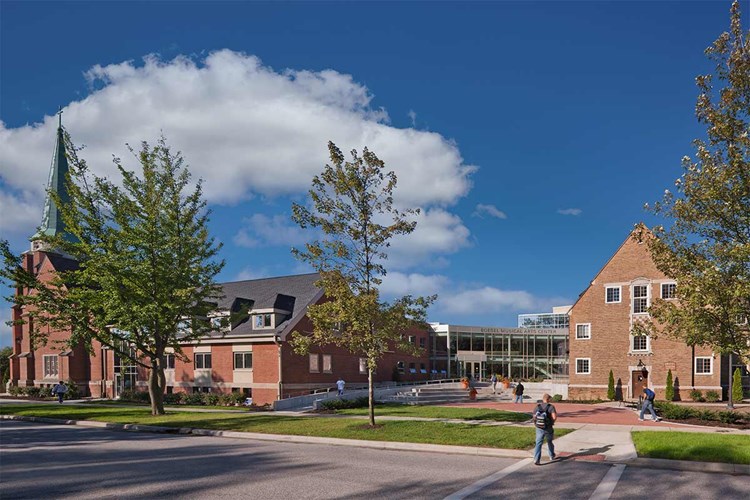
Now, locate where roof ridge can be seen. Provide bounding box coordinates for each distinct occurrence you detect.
[219,271,319,286]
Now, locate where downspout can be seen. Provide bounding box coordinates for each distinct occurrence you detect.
[691,345,695,389]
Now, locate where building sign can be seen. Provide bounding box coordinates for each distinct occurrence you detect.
[478,327,566,335]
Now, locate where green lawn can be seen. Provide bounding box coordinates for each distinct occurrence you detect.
[336,403,530,422]
[1,404,566,450]
[632,431,750,464]
[81,400,249,411]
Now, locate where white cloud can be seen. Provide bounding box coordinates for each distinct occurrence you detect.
[232,266,270,281]
[233,213,309,248]
[380,272,449,297]
[0,190,42,234]
[557,208,582,216]
[408,109,417,127]
[472,203,507,219]
[0,50,476,241]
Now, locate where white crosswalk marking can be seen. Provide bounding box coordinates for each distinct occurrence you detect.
[589,464,627,500]
[443,458,533,500]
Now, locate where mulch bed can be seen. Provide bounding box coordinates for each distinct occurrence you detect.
[663,417,750,430]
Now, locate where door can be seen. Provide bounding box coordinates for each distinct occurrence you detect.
[114,373,122,399]
[632,370,648,399]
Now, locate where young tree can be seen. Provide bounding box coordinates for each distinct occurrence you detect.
[732,368,744,403]
[291,141,435,426]
[636,1,750,409]
[607,370,616,401]
[0,346,12,388]
[0,135,224,415]
[665,369,675,402]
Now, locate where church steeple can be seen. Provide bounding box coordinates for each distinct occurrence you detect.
[30,108,76,251]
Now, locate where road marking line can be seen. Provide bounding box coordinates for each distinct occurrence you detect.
[443,458,533,500]
[589,464,626,500]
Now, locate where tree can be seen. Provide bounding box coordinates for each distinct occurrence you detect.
[0,134,224,415]
[732,367,744,403]
[607,370,616,401]
[291,141,435,426]
[665,369,675,402]
[0,346,12,388]
[635,1,750,409]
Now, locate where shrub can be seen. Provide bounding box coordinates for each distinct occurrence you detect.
[8,385,23,396]
[655,402,697,420]
[718,411,743,424]
[665,369,674,401]
[696,409,716,421]
[219,392,245,406]
[163,393,183,404]
[25,387,41,398]
[119,389,150,403]
[63,380,80,400]
[183,392,204,405]
[607,370,615,401]
[39,387,53,398]
[704,390,721,403]
[732,368,744,403]
[689,389,705,402]
[201,392,220,406]
[320,396,369,410]
[551,394,563,403]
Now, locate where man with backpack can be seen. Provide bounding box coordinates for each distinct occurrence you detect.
[639,387,662,422]
[533,393,557,465]
[514,380,524,403]
[51,381,68,404]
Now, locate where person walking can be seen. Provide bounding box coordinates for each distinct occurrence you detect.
[514,380,525,403]
[490,373,498,394]
[51,381,67,404]
[533,393,557,465]
[639,387,662,422]
[336,378,345,396]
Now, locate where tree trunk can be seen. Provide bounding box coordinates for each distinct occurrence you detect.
[727,379,734,410]
[148,359,166,416]
[368,366,375,427]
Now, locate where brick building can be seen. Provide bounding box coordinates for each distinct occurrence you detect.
[9,123,430,406]
[568,230,725,401]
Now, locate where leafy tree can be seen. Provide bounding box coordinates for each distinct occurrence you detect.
[0,135,224,415]
[291,141,436,426]
[732,367,744,403]
[607,369,616,401]
[665,369,675,402]
[0,345,12,388]
[635,1,750,409]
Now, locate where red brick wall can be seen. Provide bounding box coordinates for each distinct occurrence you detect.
[568,234,722,400]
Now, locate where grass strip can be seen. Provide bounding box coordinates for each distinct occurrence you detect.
[1,404,567,450]
[336,403,530,422]
[631,431,750,465]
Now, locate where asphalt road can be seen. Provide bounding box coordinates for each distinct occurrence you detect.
[0,420,747,499]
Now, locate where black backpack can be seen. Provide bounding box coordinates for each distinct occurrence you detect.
[534,403,552,429]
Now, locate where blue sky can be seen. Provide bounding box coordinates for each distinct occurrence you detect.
[0,1,744,346]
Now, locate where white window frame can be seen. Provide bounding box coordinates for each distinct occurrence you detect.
[661,282,677,300]
[631,334,650,352]
[194,353,212,369]
[309,354,319,373]
[575,323,591,340]
[322,354,332,374]
[165,353,175,370]
[359,358,367,375]
[575,358,591,375]
[253,313,273,330]
[605,286,621,304]
[695,357,713,375]
[631,283,650,314]
[233,352,253,370]
[43,354,59,378]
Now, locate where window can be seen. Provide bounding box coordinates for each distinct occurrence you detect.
[43,355,58,378]
[165,354,175,369]
[419,337,426,348]
[210,316,227,331]
[408,335,416,344]
[396,361,405,374]
[575,323,591,340]
[605,286,621,303]
[309,354,319,373]
[420,363,427,374]
[661,283,677,300]
[632,285,649,314]
[409,362,416,374]
[695,357,713,375]
[234,352,253,370]
[254,313,272,329]
[632,335,648,352]
[575,358,591,374]
[194,353,212,369]
[322,354,332,373]
[359,358,367,374]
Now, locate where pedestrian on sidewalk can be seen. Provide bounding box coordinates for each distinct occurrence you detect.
[533,393,557,465]
[51,381,68,404]
[336,377,345,396]
[639,387,661,422]
[491,373,498,394]
[514,380,524,403]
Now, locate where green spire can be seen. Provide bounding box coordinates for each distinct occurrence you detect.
[31,108,76,244]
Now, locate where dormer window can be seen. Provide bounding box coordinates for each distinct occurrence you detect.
[209,314,230,332]
[254,313,273,329]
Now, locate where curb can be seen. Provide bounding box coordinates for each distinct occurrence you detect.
[3,414,748,475]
